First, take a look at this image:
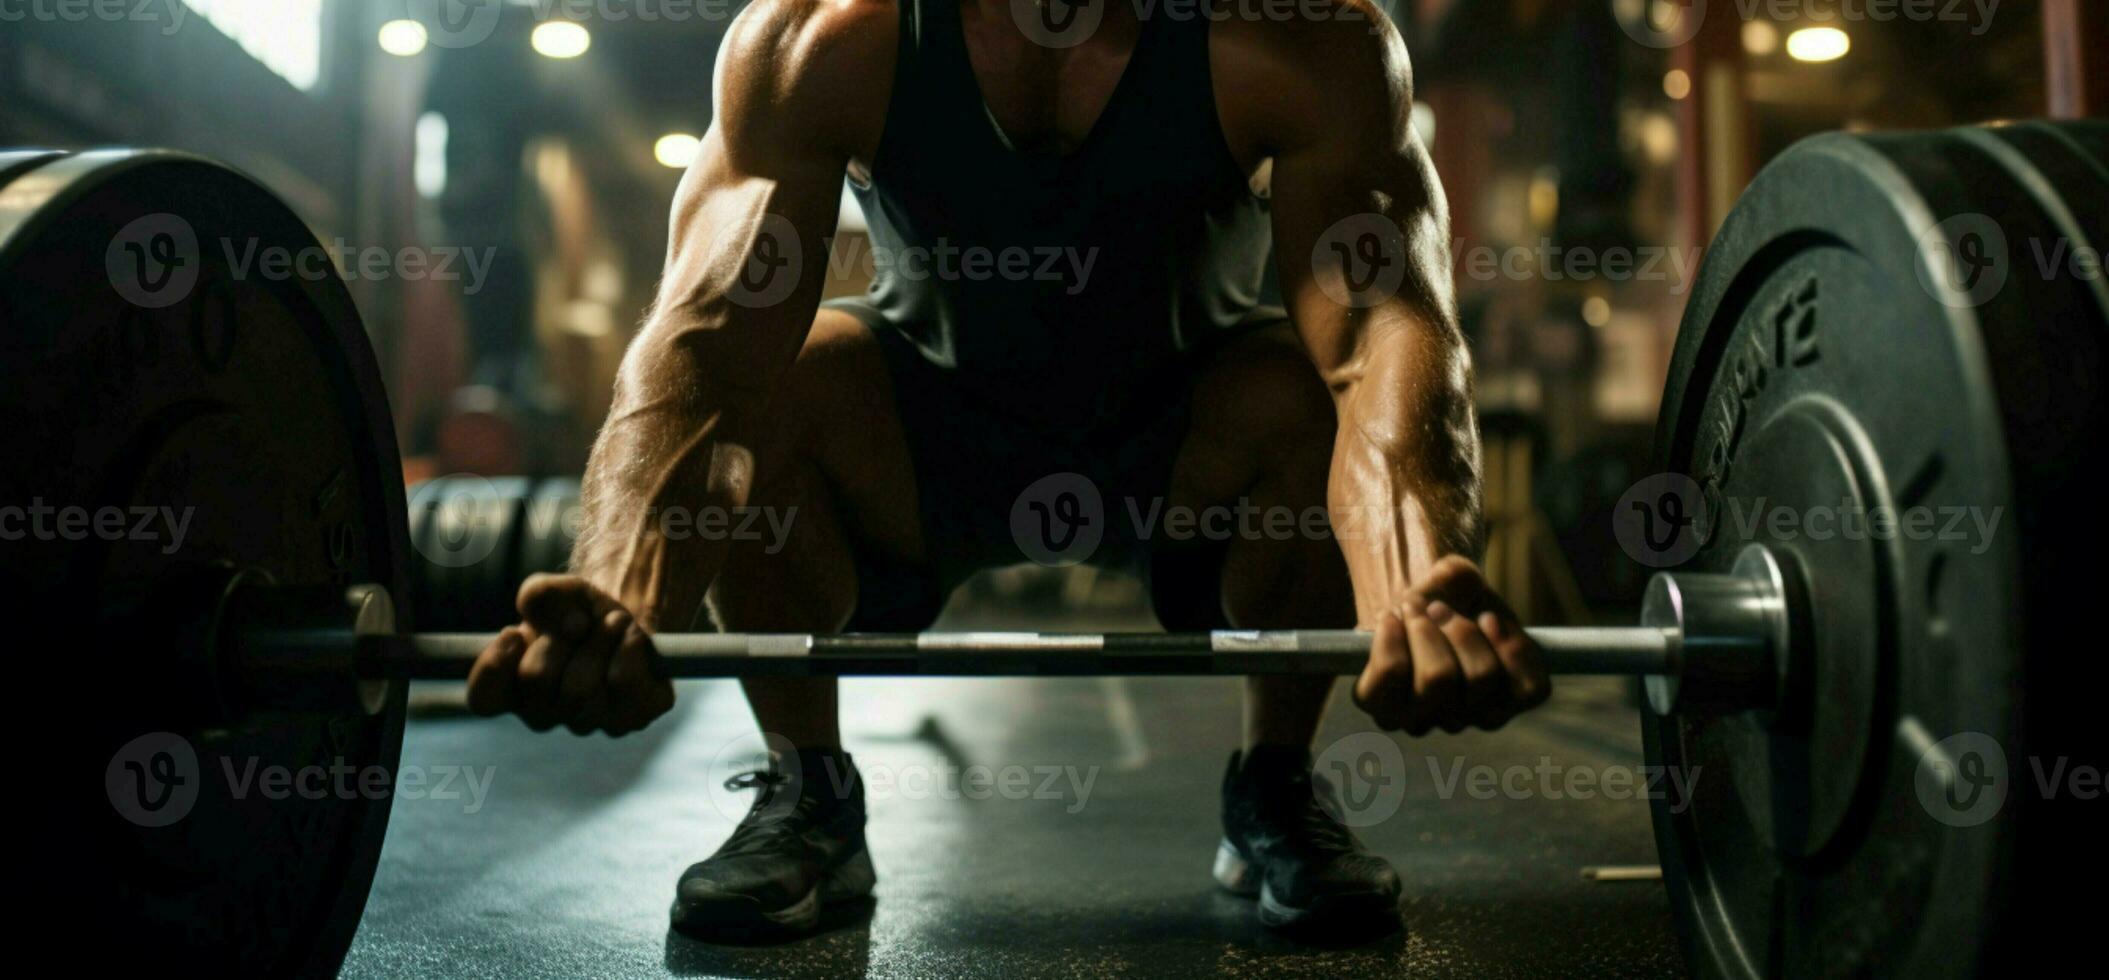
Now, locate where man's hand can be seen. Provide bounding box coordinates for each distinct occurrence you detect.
[1353,556,1550,734]
[466,575,675,737]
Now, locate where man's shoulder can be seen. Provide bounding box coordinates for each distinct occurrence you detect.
[717,0,898,150]
[1208,0,1410,153]
[722,0,898,90]
[1209,0,1405,85]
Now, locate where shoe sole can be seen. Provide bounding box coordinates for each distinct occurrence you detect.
[671,848,877,940]
[1212,838,1399,931]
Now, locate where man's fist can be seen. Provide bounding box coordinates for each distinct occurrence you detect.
[1353,556,1551,734]
[466,574,676,737]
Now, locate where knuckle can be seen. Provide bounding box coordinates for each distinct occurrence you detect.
[1464,666,1504,700]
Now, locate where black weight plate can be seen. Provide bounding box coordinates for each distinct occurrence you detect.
[0,151,412,976]
[409,474,530,629]
[1645,121,2108,978]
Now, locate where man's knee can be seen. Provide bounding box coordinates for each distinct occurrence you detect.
[707,460,859,633]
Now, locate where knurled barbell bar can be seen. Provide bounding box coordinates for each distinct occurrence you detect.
[201,540,1785,719]
[3,120,2104,977]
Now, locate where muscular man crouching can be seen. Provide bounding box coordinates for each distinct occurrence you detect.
[465,0,1549,939]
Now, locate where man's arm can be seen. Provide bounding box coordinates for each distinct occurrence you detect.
[466,0,895,735]
[1220,5,1548,734]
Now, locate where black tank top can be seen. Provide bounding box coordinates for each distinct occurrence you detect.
[850,0,1272,436]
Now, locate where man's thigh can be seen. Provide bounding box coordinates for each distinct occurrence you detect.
[708,309,931,631]
[1156,321,1355,631]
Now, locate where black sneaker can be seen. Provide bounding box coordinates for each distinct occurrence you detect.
[1214,745,1402,932]
[671,748,876,939]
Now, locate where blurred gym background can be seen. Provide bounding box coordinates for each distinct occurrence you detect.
[1,0,2090,627]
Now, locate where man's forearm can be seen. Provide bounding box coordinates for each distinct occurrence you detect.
[567,308,803,632]
[1327,326,1483,627]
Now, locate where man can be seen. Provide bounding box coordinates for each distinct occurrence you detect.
[464,0,1550,940]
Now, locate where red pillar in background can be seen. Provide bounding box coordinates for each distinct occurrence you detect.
[2044,0,2108,119]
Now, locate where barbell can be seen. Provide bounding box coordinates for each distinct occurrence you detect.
[1,118,2103,977]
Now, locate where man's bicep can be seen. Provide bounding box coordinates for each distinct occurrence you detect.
[1270,122,1456,384]
[637,0,886,390]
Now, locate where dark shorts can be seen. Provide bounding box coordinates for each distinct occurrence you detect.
[822,298,1285,634]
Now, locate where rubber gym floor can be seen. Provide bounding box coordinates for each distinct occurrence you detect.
[343,585,1685,979]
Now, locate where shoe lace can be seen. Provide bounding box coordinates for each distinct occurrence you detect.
[717,770,814,856]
